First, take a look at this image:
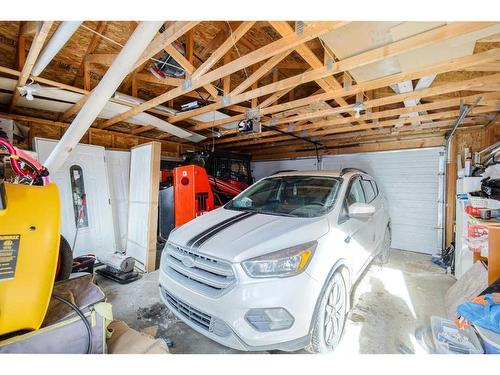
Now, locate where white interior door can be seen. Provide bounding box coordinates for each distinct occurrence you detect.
[35,138,116,258]
[106,150,131,252]
[126,142,160,272]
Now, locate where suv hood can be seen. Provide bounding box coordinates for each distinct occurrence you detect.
[168,207,330,263]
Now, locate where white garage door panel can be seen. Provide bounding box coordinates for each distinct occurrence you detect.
[251,148,444,254]
[321,147,444,254]
[252,157,319,181]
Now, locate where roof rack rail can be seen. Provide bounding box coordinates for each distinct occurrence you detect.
[271,169,297,175]
[340,167,368,176]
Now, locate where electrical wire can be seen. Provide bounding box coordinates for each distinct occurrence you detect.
[226,21,249,80]
[81,23,226,94]
[51,294,93,354]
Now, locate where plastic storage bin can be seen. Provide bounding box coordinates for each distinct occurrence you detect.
[475,326,500,354]
[431,316,484,354]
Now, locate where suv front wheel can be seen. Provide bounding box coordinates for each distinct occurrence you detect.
[307,271,347,353]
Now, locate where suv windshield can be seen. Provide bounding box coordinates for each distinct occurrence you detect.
[225,175,342,218]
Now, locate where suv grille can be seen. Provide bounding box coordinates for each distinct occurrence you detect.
[161,288,231,337]
[163,288,212,331]
[163,243,235,298]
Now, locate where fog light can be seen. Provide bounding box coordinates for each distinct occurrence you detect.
[245,308,294,331]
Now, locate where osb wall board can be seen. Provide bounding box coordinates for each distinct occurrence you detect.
[5,114,191,157]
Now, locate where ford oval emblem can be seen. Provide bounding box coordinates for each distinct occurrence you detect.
[182,256,195,268]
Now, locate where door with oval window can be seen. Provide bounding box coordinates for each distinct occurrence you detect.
[35,138,116,258]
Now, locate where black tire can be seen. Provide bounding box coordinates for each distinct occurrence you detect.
[307,271,348,353]
[376,226,391,265]
[56,235,73,281]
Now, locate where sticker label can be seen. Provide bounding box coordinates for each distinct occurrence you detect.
[0,234,20,281]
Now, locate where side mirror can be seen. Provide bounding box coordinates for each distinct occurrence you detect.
[348,202,376,221]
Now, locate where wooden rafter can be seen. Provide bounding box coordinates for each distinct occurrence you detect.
[100,21,348,129]
[9,21,53,112]
[72,21,107,86]
[163,44,219,99]
[196,44,500,133]
[131,21,199,71]
[189,23,498,133]
[269,21,357,121]
[191,22,255,79]
[61,21,199,122]
[233,91,500,146]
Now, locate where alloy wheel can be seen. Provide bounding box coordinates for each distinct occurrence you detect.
[323,275,346,346]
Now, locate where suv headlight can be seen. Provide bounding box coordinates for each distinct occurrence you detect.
[242,241,317,278]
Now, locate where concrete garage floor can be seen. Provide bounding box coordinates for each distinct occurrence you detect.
[97,249,455,354]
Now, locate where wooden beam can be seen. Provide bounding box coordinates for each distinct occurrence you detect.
[131,75,138,97]
[446,135,457,247]
[220,119,478,149]
[251,137,446,160]
[269,21,354,113]
[201,46,500,131]
[134,72,183,87]
[131,124,155,134]
[101,21,347,128]
[63,22,198,122]
[20,21,41,37]
[0,112,192,154]
[217,90,499,147]
[231,51,291,96]
[84,53,117,65]
[17,26,26,70]
[9,21,53,112]
[275,61,310,70]
[308,106,496,137]
[178,22,497,130]
[83,61,91,90]
[270,74,500,129]
[131,21,199,71]
[223,53,232,95]
[163,44,220,99]
[185,29,194,64]
[199,22,239,60]
[191,22,255,79]
[220,87,500,146]
[72,21,107,86]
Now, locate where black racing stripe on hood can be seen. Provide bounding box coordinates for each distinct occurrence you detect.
[188,211,256,249]
[186,212,252,248]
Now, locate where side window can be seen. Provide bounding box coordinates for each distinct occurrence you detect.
[347,178,366,206]
[339,177,366,223]
[371,180,379,197]
[361,178,376,203]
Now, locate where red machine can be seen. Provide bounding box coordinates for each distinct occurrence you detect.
[158,151,252,241]
[174,165,215,227]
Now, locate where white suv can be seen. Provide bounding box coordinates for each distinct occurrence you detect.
[159,169,391,353]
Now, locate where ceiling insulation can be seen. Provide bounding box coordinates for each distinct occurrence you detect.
[0,77,205,142]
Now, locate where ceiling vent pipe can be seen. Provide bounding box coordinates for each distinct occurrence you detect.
[44,21,163,174]
[31,21,83,77]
